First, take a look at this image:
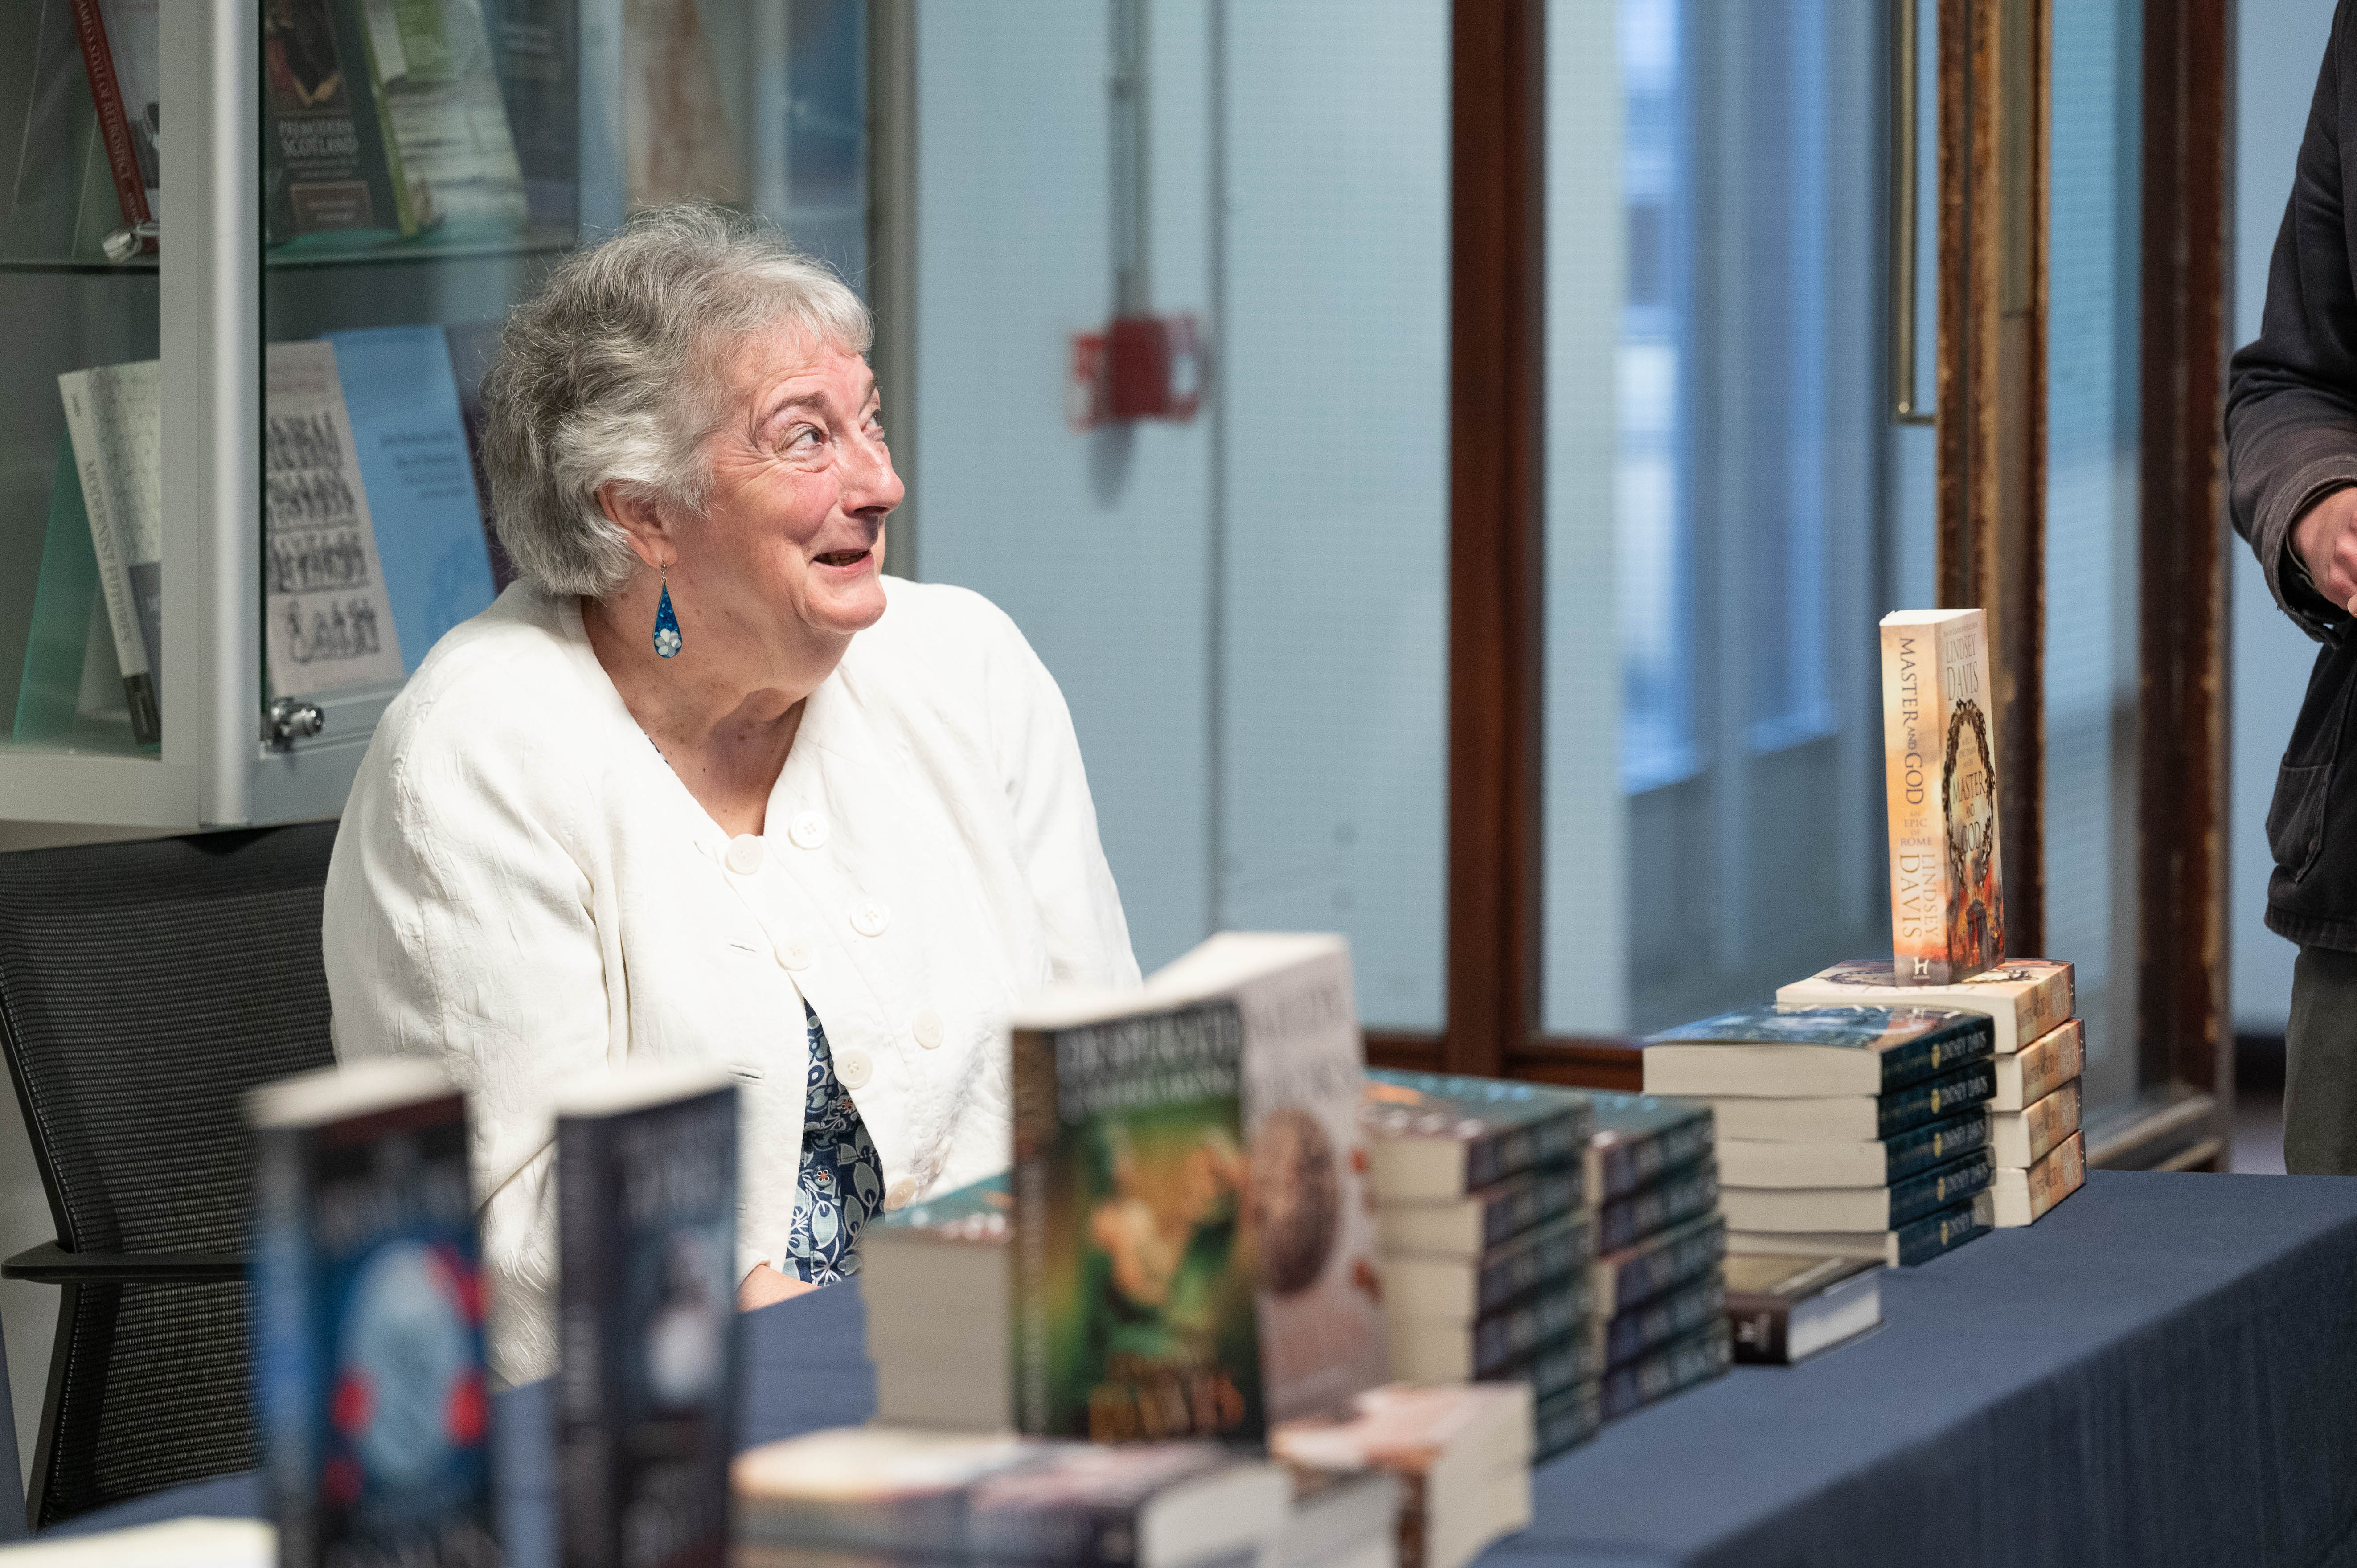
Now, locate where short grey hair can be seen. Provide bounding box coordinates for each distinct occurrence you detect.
[480,204,872,598]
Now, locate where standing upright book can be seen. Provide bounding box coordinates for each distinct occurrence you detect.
[1879,608,2006,983]
[366,0,532,233]
[1643,1006,1994,1098]
[557,1063,740,1568]
[324,324,500,669]
[1009,991,1262,1442]
[1776,959,2074,1054]
[265,340,409,696]
[1146,933,1390,1424]
[249,1058,496,1568]
[263,0,422,242]
[56,359,160,744]
[12,436,102,745]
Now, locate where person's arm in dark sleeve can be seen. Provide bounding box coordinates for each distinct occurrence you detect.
[2227,0,2357,643]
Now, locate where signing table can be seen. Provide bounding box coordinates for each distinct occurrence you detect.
[45,1171,2357,1568]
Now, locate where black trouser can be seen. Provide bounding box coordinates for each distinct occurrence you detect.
[2286,946,2357,1173]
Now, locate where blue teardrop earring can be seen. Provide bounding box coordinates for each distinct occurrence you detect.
[652,564,683,659]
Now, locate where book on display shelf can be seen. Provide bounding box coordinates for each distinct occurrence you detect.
[1378,1211,1588,1322]
[1975,1131,2086,1228]
[265,340,409,697]
[1359,1070,1591,1203]
[1715,1108,1989,1190]
[555,1063,739,1568]
[70,0,161,250]
[1696,1059,1996,1144]
[1008,988,1262,1441]
[1722,1255,1883,1365]
[1718,1149,1994,1235]
[264,0,423,243]
[1591,1159,1719,1254]
[248,1058,496,1568]
[1776,959,2075,1055]
[1727,1197,1987,1268]
[1144,933,1390,1424]
[1644,1005,1995,1099]
[1372,1166,1583,1258]
[731,1428,1291,1567]
[1598,1320,1732,1421]
[1582,1093,1713,1207]
[363,0,532,233]
[1589,1213,1727,1320]
[1992,1080,2080,1169]
[1877,608,2006,983]
[1994,1018,2085,1111]
[1270,1383,1533,1568]
[56,359,161,744]
[481,0,580,230]
[322,325,501,671]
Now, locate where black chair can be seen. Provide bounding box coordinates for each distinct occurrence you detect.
[0,823,338,1528]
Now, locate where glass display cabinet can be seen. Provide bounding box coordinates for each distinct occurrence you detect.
[0,0,867,831]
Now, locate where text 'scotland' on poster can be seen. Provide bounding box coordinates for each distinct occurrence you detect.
[264,341,407,697]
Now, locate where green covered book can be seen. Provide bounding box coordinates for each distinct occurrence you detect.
[1010,995,1262,1442]
[1584,1093,1714,1204]
[1644,1005,1993,1098]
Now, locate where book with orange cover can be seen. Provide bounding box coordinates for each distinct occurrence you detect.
[1879,609,2006,983]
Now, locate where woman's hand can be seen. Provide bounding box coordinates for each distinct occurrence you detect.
[739,1262,819,1311]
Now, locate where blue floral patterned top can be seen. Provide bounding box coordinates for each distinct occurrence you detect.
[785,1003,885,1282]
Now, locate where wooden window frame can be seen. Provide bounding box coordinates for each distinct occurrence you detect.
[1381,0,2234,1163]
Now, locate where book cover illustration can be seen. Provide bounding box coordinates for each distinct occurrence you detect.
[1151,934,1389,1425]
[1011,1000,1263,1442]
[264,0,421,242]
[265,340,409,697]
[1880,608,2006,984]
[255,1092,496,1568]
[560,1081,739,1568]
[56,359,160,744]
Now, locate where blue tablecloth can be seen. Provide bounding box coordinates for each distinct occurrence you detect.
[48,1171,2357,1568]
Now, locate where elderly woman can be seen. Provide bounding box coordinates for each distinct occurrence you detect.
[323,205,1138,1384]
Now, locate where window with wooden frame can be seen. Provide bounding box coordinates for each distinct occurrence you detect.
[865,0,2229,1171]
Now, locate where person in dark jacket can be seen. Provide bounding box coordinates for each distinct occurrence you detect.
[2228,1,2357,1173]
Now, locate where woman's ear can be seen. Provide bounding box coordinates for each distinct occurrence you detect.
[596,482,676,572]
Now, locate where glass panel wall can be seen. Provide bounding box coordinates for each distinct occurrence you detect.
[906,0,1449,1026]
[1547,0,1895,1037]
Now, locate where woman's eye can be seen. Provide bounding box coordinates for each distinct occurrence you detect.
[783,425,822,452]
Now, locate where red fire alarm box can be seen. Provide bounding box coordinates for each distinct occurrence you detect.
[1068,313,1202,429]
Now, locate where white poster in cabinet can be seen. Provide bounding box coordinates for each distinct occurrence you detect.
[264,341,407,697]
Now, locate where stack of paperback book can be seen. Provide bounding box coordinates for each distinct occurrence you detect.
[734,1428,1295,1568]
[1361,1072,1600,1454]
[1271,1383,1533,1568]
[1644,1004,1998,1266]
[1778,960,2086,1229]
[1581,1094,1732,1420]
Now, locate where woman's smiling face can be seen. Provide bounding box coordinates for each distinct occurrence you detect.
[679,323,902,653]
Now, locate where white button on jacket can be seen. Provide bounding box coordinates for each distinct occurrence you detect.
[322,577,1140,1384]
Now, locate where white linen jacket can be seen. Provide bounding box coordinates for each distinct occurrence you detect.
[322,576,1138,1383]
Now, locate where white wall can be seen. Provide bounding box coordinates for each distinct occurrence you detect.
[2232,0,2339,1036]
